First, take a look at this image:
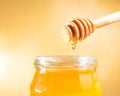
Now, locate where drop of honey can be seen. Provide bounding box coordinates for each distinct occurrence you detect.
[71,41,77,50]
[71,43,76,50]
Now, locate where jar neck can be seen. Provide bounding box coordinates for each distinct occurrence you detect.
[34,55,97,70]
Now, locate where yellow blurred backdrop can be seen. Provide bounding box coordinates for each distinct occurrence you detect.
[0,0,120,96]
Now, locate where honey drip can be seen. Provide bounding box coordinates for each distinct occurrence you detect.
[71,41,77,50]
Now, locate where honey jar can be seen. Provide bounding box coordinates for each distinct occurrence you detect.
[30,56,102,96]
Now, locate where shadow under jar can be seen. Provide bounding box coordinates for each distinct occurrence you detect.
[30,56,102,96]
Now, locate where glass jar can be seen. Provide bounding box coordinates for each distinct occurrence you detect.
[30,56,102,96]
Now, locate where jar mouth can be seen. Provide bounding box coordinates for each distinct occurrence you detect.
[34,55,97,69]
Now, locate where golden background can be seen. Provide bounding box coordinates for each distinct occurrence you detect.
[0,0,120,96]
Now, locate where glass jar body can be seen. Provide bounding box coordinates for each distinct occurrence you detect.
[30,56,102,96]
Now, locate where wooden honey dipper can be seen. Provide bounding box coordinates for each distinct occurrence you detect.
[63,11,120,49]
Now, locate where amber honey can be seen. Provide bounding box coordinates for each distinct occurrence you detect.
[30,56,102,96]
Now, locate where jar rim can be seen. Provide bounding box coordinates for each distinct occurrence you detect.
[34,55,97,69]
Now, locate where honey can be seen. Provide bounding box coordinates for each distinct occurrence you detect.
[30,56,102,96]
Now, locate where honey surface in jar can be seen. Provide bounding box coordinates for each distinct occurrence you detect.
[30,69,102,96]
